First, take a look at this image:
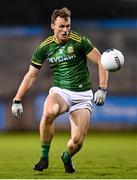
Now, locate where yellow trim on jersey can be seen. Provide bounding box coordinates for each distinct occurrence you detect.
[69,32,82,42]
[39,36,54,48]
[41,36,53,44]
[53,35,61,44]
[70,32,81,38]
[69,35,81,42]
[31,60,43,66]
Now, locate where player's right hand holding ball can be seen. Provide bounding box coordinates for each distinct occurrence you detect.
[12,100,23,119]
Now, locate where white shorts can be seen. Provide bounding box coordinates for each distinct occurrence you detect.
[49,87,93,114]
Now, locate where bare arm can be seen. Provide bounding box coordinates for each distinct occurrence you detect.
[87,47,108,89]
[13,65,39,101]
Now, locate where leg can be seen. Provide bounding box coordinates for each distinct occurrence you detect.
[61,108,90,173]
[40,92,68,143]
[34,92,68,171]
[68,109,90,154]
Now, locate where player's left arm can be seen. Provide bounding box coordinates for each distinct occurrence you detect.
[87,47,109,106]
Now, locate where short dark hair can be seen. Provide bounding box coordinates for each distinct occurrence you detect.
[51,7,71,24]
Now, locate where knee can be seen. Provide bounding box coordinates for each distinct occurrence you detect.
[48,103,59,117]
[42,103,59,122]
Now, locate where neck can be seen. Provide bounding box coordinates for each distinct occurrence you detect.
[54,35,61,44]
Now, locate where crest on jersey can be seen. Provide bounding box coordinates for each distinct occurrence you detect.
[59,47,64,54]
[67,46,74,53]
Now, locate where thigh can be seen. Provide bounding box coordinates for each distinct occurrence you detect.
[44,92,69,116]
[69,109,91,138]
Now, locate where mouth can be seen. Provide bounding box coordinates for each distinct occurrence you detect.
[61,32,68,39]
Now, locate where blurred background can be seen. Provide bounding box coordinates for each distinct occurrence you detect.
[0,0,137,131]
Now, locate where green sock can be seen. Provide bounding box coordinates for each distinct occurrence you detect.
[41,143,50,159]
[63,151,72,163]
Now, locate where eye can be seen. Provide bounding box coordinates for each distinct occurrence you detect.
[59,24,70,29]
[59,25,65,29]
[66,25,70,28]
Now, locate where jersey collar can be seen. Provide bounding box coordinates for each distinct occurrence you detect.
[53,33,71,44]
[53,35,60,44]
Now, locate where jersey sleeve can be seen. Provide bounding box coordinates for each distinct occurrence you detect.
[31,46,45,69]
[80,36,94,55]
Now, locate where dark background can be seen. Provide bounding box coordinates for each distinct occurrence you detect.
[0,0,137,25]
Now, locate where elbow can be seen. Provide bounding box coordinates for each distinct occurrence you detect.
[26,71,38,80]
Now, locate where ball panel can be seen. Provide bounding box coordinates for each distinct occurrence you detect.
[101,48,124,72]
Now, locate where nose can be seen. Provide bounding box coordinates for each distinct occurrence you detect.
[63,27,68,32]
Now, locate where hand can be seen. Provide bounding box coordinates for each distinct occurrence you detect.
[12,100,23,119]
[94,88,107,106]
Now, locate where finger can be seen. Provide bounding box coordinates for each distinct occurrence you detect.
[18,109,22,116]
[14,111,18,118]
[17,110,22,119]
[13,110,20,119]
[96,101,101,106]
[94,94,97,103]
[96,97,101,104]
[98,97,103,104]
[20,107,23,113]
[17,114,20,119]
[94,94,99,104]
[98,99,104,106]
[95,97,102,106]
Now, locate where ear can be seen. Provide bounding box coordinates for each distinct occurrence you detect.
[51,23,54,30]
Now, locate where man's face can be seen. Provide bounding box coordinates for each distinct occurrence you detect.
[51,16,71,42]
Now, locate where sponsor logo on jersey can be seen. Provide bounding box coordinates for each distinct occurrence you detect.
[47,54,76,63]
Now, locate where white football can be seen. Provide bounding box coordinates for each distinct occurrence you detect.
[101,48,124,72]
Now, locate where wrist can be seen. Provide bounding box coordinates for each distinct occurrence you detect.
[13,99,21,104]
[99,86,107,91]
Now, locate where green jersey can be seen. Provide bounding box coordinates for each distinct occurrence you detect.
[31,31,94,91]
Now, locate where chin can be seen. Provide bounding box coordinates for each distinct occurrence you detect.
[62,39,67,42]
[61,37,68,42]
